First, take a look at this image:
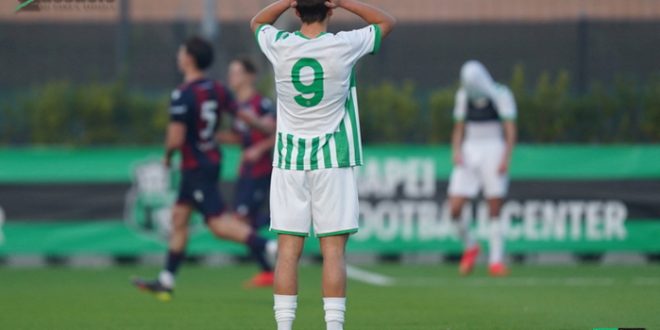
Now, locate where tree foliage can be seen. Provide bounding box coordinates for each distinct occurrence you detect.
[1,69,659,145]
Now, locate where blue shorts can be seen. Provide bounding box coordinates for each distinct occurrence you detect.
[234,175,271,219]
[177,165,225,220]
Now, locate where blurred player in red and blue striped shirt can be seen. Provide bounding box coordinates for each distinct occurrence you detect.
[220,57,276,232]
[132,38,277,301]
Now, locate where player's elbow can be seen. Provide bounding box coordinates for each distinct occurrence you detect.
[250,17,262,33]
[388,15,398,29]
[380,16,397,38]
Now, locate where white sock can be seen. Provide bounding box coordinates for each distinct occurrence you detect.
[455,217,476,249]
[489,219,504,264]
[158,270,175,289]
[323,297,346,330]
[274,295,297,330]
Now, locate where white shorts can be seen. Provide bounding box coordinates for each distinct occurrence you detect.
[448,141,509,199]
[270,167,359,237]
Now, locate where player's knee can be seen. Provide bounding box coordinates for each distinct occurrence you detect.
[203,216,215,226]
[323,248,345,260]
[171,216,189,231]
[171,220,188,233]
[202,217,226,240]
[450,206,463,219]
[487,198,503,218]
[320,244,346,261]
[277,242,304,262]
[449,198,465,219]
[204,212,227,226]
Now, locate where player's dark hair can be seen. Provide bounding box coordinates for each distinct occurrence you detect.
[183,37,214,70]
[296,0,330,24]
[234,57,258,75]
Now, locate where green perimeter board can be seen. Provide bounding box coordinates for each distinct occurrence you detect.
[0,147,238,183]
[1,220,659,255]
[1,145,659,183]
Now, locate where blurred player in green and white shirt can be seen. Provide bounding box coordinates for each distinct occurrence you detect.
[448,61,517,277]
[251,0,395,329]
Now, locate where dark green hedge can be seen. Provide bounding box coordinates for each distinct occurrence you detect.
[1,81,168,145]
[359,66,660,143]
[2,67,659,145]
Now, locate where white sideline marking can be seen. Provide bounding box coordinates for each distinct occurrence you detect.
[344,268,660,288]
[346,265,395,286]
[395,277,660,287]
[632,277,660,286]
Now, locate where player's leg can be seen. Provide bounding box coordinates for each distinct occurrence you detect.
[482,144,509,276]
[448,165,480,275]
[161,203,193,287]
[229,175,276,284]
[312,168,359,330]
[206,212,277,286]
[132,201,192,301]
[234,175,254,225]
[273,234,305,330]
[449,195,475,248]
[319,234,349,330]
[235,174,270,229]
[269,168,313,330]
[132,167,197,300]
[249,175,272,229]
[486,197,506,275]
[187,165,275,285]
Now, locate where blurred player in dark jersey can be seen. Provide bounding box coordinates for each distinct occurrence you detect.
[132,37,277,301]
[219,57,276,230]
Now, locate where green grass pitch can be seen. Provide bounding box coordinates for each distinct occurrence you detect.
[1,264,659,329]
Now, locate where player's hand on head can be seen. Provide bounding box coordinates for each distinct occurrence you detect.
[289,0,298,8]
[325,0,342,9]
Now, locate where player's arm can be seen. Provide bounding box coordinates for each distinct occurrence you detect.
[216,131,242,145]
[329,0,396,37]
[499,121,517,174]
[165,89,190,167]
[244,134,277,163]
[451,90,467,166]
[451,122,465,166]
[164,123,186,168]
[250,0,294,33]
[236,111,276,135]
[496,88,518,174]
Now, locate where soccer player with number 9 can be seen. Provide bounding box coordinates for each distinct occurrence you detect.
[251,1,395,329]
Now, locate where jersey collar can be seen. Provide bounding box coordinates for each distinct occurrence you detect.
[294,31,328,40]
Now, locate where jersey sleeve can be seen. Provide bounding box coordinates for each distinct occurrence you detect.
[336,24,383,64]
[255,24,283,64]
[453,89,468,122]
[493,86,517,120]
[169,88,191,123]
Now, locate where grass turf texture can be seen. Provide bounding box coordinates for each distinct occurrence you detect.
[1,265,659,329]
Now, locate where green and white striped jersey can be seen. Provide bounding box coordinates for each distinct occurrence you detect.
[256,24,382,170]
